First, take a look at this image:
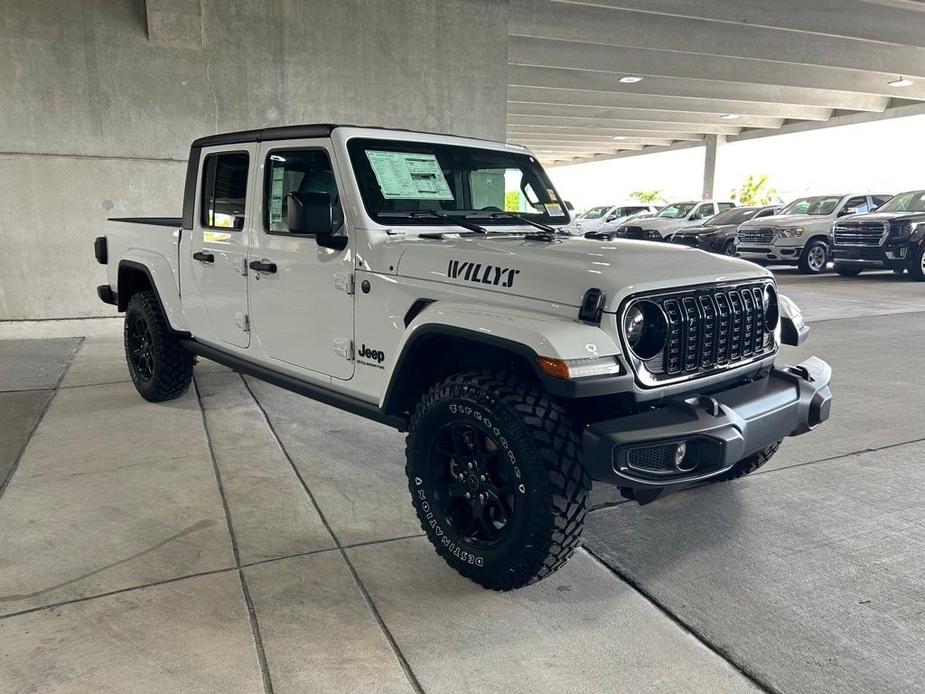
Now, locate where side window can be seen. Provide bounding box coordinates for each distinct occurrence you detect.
[755,208,775,218]
[691,203,711,219]
[842,196,869,215]
[201,152,249,230]
[265,149,340,233]
[717,202,735,212]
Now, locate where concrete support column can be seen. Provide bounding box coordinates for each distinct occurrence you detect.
[702,134,725,199]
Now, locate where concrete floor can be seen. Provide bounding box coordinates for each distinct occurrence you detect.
[0,270,922,693]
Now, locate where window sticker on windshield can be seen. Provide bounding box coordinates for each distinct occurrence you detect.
[365,150,454,200]
[544,202,565,217]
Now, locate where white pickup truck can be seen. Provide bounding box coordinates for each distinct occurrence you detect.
[95,124,832,590]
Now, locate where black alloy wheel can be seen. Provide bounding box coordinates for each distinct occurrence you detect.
[129,315,156,381]
[428,422,517,547]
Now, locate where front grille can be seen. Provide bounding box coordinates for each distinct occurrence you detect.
[624,281,776,386]
[627,445,678,474]
[833,221,887,247]
[737,227,775,244]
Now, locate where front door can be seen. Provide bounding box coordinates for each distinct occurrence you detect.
[185,145,256,348]
[248,140,355,380]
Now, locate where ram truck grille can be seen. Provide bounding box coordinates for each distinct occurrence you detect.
[833,221,888,247]
[737,227,776,244]
[624,281,777,386]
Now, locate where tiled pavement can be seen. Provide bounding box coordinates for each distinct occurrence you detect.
[1,271,923,693]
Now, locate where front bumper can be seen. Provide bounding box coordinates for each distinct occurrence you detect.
[736,245,801,264]
[582,356,832,490]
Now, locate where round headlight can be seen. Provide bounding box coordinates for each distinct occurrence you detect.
[763,284,779,332]
[624,300,667,360]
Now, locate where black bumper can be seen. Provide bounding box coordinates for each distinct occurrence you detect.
[583,356,832,490]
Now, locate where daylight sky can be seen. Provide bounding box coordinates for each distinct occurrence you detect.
[547,113,925,211]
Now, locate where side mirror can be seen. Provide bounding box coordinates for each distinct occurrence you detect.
[564,200,575,211]
[839,207,860,217]
[286,191,347,250]
[605,214,616,222]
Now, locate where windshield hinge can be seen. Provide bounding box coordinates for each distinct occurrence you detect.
[334,272,355,295]
[334,337,354,361]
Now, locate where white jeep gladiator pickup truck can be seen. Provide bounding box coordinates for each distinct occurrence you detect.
[94,124,832,590]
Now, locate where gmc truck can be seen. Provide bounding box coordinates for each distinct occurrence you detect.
[831,189,925,280]
[94,124,832,591]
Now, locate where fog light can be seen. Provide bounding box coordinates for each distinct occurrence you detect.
[674,442,696,472]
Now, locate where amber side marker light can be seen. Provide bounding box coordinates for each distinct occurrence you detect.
[536,355,622,380]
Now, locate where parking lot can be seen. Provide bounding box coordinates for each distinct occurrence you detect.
[0,268,921,694]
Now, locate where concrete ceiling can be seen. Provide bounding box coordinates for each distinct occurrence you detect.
[507,0,925,166]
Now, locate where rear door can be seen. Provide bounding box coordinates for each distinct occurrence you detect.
[247,140,355,380]
[184,145,256,348]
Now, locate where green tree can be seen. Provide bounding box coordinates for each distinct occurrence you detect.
[730,175,782,206]
[630,189,665,204]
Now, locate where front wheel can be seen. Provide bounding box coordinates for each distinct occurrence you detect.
[124,291,194,402]
[835,264,863,277]
[721,240,737,256]
[405,371,589,591]
[798,240,829,274]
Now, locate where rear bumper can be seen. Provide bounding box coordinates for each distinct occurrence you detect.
[582,356,832,490]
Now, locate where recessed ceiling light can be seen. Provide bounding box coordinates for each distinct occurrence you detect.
[720,113,740,120]
[612,136,627,140]
[888,77,914,87]
[619,76,644,84]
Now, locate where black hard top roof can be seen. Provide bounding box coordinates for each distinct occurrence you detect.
[190,123,515,149]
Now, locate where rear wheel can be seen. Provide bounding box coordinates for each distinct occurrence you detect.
[835,264,863,277]
[712,441,781,482]
[909,244,925,282]
[405,370,589,591]
[798,240,828,274]
[124,291,193,402]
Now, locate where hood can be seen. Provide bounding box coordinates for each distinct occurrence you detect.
[394,233,770,313]
[838,211,925,224]
[741,213,830,228]
[635,216,692,231]
[673,224,732,237]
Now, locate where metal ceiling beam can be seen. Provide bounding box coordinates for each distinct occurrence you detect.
[510,0,925,78]
[510,36,925,102]
[508,86,834,121]
[508,102,784,128]
[509,133,677,146]
[508,126,706,141]
[508,64,891,114]
[508,115,742,135]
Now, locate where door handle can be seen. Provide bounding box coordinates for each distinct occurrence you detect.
[193,251,214,263]
[249,259,277,273]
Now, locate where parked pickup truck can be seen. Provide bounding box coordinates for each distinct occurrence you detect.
[736,193,892,274]
[94,124,832,590]
[832,189,925,280]
[608,200,736,241]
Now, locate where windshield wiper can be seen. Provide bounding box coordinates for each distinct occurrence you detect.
[378,210,486,234]
[467,211,559,233]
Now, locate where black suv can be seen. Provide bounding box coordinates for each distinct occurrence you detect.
[670,205,781,256]
[832,190,925,281]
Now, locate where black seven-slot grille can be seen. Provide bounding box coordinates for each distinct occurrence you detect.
[630,282,775,384]
[833,221,887,247]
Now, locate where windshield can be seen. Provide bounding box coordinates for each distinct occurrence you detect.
[657,203,695,219]
[779,196,842,216]
[580,206,610,220]
[707,208,758,226]
[347,138,567,226]
[876,190,925,213]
